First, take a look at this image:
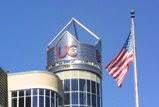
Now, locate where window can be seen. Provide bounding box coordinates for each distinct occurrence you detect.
[39,89,44,95]
[19,90,24,96]
[80,92,86,105]
[79,79,86,91]
[32,89,37,95]
[26,90,31,96]
[87,93,91,106]
[64,80,70,91]
[97,83,100,96]
[46,97,50,107]
[12,92,17,97]
[58,97,62,107]
[71,79,78,91]
[11,89,62,107]
[63,79,101,107]
[91,81,96,94]
[19,97,24,107]
[64,93,70,105]
[51,97,54,107]
[87,80,90,92]
[72,92,78,104]
[92,94,96,107]
[33,96,37,107]
[12,98,17,107]
[45,89,50,107]
[39,96,44,107]
[26,96,31,107]
[51,91,54,98]
[97,97,100,107]
[46,89,50,96]
[56,93,58,107]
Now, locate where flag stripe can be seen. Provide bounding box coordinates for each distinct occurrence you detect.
[107,49,126,69]
[108,52,133,76]
[117,66,129,87]
[112,53,133,77]
[107,50,127,75]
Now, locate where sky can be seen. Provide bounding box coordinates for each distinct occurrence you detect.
[0,0,159,107]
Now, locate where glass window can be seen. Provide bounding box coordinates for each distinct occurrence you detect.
[97,83,100,96]
[71,79,78,91]
[72,92,78,104]
[64,80,70,91]
[63,79,101,107]
[64,93,70,105]
[19,90,24,96]
[39,89,44,95]
[79,79,86,91]
[39,96,44,107]
[11,89,62,107]
[87,93,91,106]
[59,97,62,107]
[46,89,50,96]
[12,98,17,107]
[33,89,37,95]
[56,93,58,107]
[97,97,100,107]
[92,94,96,107]
[12,92,17,97]
[51,98,54,107]
[80,92,86,105]
[91,81,96,94]
[33,96,37,107]
[26,97,31,107]
[26,90,31,96]
[51,91,54,98]
[46,97,50,107]
[87,80,90,92]
[19,97,24,107]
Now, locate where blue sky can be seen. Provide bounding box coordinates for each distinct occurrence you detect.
[0,0,159,106]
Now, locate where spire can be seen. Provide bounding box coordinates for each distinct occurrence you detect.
[48,18,100,48]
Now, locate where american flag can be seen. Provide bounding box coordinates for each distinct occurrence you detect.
[106,33,134,87]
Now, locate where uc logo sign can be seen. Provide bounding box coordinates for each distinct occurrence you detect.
[55,45,77,58]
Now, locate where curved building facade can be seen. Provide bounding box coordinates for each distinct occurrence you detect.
[8,71,63,107]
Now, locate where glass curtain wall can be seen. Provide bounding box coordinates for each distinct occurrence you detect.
[11,88,62,107]
[64,79,101,107]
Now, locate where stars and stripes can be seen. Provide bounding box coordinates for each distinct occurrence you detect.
[106,32,134,87]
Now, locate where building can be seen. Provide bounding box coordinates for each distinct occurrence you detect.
[0,68,8,107]
[0,18,102,107]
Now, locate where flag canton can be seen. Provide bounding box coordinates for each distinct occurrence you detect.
[123,33,134,53]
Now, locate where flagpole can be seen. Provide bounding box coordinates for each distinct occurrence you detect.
[130,10,139,107]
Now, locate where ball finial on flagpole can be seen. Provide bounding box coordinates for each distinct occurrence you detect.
[130,10,135,18]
